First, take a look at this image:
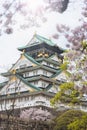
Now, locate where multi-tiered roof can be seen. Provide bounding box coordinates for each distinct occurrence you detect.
[0,34,64,110]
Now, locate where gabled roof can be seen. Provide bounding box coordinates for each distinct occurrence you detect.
[18,34,56,51]
[18,34,64,54]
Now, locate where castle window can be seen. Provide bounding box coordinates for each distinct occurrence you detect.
[7,88,10,92]
[18,87,21,90]
[18,98,22,102]
[6,100,9,104]
[47,62,50,66]
[53,64,56,68]
[33,70,38,75]
[43,70,47,76]
[42,82,46,88]
[25,97,29,101]
[23,72,29,77]
[31,96,35,100]
[15,87,18,91]
[82,105,87,110]
[34,81,38,85]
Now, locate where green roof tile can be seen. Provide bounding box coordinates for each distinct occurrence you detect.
[50,69,62,78]
[24,53,40,66]
[0,81,8,88]
[18,34,56,51]
[35,34,55,46]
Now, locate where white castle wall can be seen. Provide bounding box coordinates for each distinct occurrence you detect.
[31,80,49,89]
[23,69,53,77]
[0,94,52,111]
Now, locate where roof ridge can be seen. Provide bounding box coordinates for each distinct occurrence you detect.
[35,34,55,46]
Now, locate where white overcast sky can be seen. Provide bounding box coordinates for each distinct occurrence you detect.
[0,0,84,72]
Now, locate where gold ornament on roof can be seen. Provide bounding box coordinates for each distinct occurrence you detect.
[37,53,43,57]
[11,69,16,74]
[11,76,17,81]
[21,54,25,59]
[37,52,49,57]
[44,53,48,57]
[22,49,25,53]
[29,88,34,92]
[32,64,36,67]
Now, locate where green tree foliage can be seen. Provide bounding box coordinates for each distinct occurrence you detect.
[50,82,80,106]
[53,110,86,130]
[51,40,87,106]
[81,40,87,52]
[60,62,68,71]
[68,114,87,130]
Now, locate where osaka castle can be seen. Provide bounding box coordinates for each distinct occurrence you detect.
[0,34,64,111]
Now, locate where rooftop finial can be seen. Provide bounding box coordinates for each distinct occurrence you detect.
[34,31,37,37]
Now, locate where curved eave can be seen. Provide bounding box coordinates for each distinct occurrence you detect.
[0,91,54,100]
[0,81,8,89]
[2,65,61,78]
[42,65,59,72]
[16,65,40,73]
[1,72,12,77]
[16,62,59,75]
[18,45,31,52]
[24,53,40,65]
[50,69,62,78]
[36,57,60,65]
[26,75,62,85]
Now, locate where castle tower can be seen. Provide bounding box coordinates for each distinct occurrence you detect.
[0,34,64,111]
